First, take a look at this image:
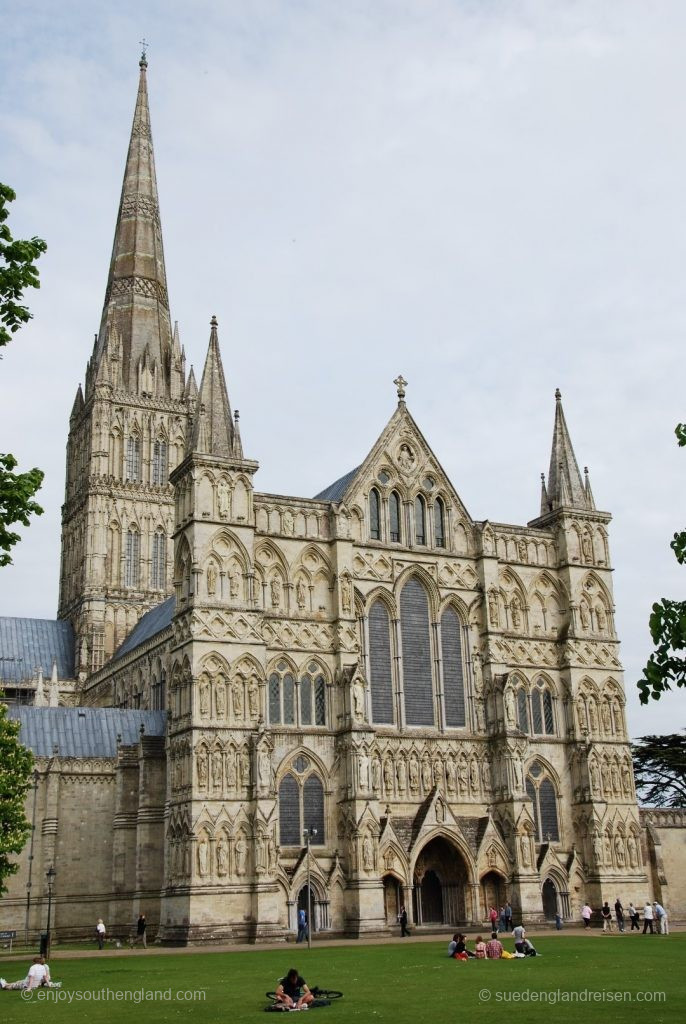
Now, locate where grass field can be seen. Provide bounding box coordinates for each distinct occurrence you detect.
[0,934,681,1024]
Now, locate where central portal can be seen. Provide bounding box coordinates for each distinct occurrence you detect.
[412,836,469,925]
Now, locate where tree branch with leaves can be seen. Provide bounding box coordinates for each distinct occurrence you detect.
[632,732,686,808]
[638,423,686,704]
[0,183,46,564]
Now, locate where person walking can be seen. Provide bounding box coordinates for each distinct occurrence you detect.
[504,902,513,932]
[614,899,625,933]
[296,908,307,943]
[581,903,592,929]
[628,903,640,931]
[489,906,499,932]
[653,902,669,935]
[642,902,654,934]
[95,918,106,950]
[134,913,147,948]
[399,905,409,937]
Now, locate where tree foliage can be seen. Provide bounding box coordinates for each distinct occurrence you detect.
[638,423,686,704]
[0,183,46,563]
[0,700,34,893]
[0,183,47,350]
[632,732,686,808]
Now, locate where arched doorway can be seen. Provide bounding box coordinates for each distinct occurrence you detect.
[542,878,558,920]
[481,871,507,920]
[412,836,469,925]
[382,875,402,926]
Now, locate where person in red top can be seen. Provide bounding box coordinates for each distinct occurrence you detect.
[485,932,504,959]
[489,906,498,931]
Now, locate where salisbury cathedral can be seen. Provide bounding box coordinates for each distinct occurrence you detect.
[1,57,681,944]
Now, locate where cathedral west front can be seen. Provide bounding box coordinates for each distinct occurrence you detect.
[2,56,673,945]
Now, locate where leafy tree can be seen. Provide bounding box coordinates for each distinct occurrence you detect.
[638,423,686,704]
[632,732,686,808]
[0,699,34,893]
[0,183,46,564]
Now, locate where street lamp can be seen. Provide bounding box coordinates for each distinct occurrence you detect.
[303,828,317,950]
[45,866,56,958]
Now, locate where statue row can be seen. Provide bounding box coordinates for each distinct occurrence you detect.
[196,746,252,794]
[589,755,634,801]
[198,673,260,722]
[576,696,624,738]
[195,829,279,879]
[589,829,642,871]
[357,748,492,799]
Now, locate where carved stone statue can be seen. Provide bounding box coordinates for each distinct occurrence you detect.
[519,834,530,867]
[589,761,600,795]
[627,835,638,868]
[199,678,210,716]
[217,837,229,876]
[358,750,369,791]
[457,760,468,795]
[240,750,250,788]
[229,569,240,599]
[296,578,307,609]
[576,699,586,731]
[421,760,432,792]
[580,601,590,630]
[603,834,613,866]
[621,763,632,796]
[601,760,611,793]
[282,509,294,535]
[614,836,626,868]
[517,539,528,563]
[341,576,352,614]
[504,687,516,727]
[232,682,243,718]
[207,563,217,596]
[217,479,230,518]
[595,604,606,631]
[472,653,483,696]
[248,678,259,719]
[235,836,247,876]
[268,833,277,871]
[258,748,271,789]
[488,591,500,627]
[397,443,415,473]
[396,758,407,794]
[226,751,237,791]
[582,532,593,562]
[445,759,456,794]
[469,759,478,793]
[601,701,612,733]
[371,757,381,793]
[215,681,226,718]
[362,834,374,872]
[588,701,598,733]
[611,763,621,795]
[409,758,419,794]
[197,753,208,788]
[511,595,522,628]
[352,676,366,720]
[270,577,281,608]
[198,839,209,876]
[433,760,443,787]
[512,757,523,791]
[384,759,394,795]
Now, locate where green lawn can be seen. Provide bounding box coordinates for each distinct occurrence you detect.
[1,934,681,1024]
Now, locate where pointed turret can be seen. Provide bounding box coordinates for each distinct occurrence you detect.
[70,384,84,423]
[191,316,237,458]
[542,389,588,511]
[94,54,173,394]
[584,466,596,511]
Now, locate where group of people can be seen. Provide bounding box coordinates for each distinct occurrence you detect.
[487,903,514,933]
[448,924,539,960]
[1,957,60,991]
[582,900,669,934]
[95,913,148,949]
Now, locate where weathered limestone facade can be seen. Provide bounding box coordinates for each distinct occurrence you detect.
[2,58,684,944]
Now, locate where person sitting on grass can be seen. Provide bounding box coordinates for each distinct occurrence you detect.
[474,936,487,959]
[451,934,476,959]
[1,956,59,991]
[275,969,314,1010]
[485,932,504,959]
[448,933,461,957]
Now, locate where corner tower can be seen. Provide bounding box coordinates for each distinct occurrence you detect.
[58,55,191,674]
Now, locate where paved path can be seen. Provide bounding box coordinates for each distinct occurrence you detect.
[1,924,680,963]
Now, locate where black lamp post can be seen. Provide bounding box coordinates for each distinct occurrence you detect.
[303,828,317,950]
[45,866,56,958]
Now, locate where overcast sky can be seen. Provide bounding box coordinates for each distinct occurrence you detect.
[1,0,685,739]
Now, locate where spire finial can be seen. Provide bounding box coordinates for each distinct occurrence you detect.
[139,38,149,67]
[393,374,407,403]
[555,387,562,401]
[210,314,218,329]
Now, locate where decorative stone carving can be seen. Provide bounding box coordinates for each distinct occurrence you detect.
[270,577,281,608]
[248,678,259,719]
[197,838,209,876]
[197,753,208,789]
[341,575,352,614]
[384,759,394,795]
[627,835,638,868]
[235,836,247,876]
[207,563,217,596]
[504,686,516,727]
[409,757,419,794]
[362,834,374,872]
[215,680,226,718]
[217,836,229,876]
[352,676,366,721]
[488,591,500,627]
[358,750,370,791]
[217,479,230,518]
[296,578,307,609]
[396,758,407,794]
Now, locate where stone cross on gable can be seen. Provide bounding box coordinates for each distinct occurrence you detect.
[393,375,407,401]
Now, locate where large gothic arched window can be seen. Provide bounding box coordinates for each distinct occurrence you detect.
[126,436,141,483]
[526,761,560,843]
[434,497,446,548]
[369,600,394,724]
[279,757,325,846]
[400,578,434,726]
[152,439,168,485]
[531,679,556,736]
[125,527,140,588]
[151,530,166,589]
[369,488,381,541]
[441,607,466,727]
[415,495,426,546]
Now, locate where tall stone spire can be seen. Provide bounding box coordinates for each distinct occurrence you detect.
[94,53,173,394]
[192,316,237,458]
[542,389,588,511]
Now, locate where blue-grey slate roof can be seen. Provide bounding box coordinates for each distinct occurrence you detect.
[314,465,360,502]
[0,617,75,684]
[7,707,167,757]
[114,597,175,661]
